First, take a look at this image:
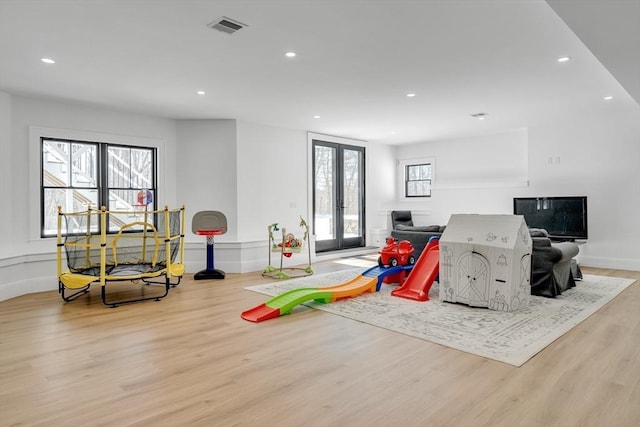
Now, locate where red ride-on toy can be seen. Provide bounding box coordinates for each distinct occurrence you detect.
[378,237,416,267]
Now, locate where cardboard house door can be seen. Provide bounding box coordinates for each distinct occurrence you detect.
[457,251,490,306]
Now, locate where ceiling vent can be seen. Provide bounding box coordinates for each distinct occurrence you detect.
[207,17,248,34]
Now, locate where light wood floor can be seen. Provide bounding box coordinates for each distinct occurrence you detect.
[1,259,638,427]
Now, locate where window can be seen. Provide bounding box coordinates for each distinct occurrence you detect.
[41,137,157,237]
[405,162,432,197]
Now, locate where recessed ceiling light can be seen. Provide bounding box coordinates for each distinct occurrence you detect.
[406,93,416,98]
[41,58,55,64]
[557,56,571,63]
[285,52,296,58]
[197,90,206,95]
[313,115,320,119]
[470,112,488,120]
[603,96,613,101]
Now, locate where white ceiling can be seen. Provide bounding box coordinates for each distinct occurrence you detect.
[0,0,638,145]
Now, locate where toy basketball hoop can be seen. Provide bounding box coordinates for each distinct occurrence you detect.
[192,211,227,280]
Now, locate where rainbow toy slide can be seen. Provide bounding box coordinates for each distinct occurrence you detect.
[241,265,411,322]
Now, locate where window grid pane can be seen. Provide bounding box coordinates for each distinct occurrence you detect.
[405,163,432,197]
[41,138,157,237]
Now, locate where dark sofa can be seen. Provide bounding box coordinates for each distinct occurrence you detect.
[389,210,445,256]
[389,210,580,298]
[529,228,581,297]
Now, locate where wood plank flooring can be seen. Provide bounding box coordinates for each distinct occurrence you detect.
[0,260,638,427]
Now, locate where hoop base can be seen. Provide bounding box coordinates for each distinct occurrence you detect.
[194,268,225,280]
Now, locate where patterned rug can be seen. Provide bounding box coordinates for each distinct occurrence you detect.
[245,269,636,366]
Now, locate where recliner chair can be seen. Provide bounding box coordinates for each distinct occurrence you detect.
[391,210,414,229]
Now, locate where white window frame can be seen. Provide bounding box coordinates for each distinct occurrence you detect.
[29,126,166,241]
[398,157,435,200]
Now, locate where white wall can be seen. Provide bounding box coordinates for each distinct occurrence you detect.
[394,129,529,226]
[175,119,314,273]
[0,92,11,254]
[176,119,238,241]
[236,121,308,241]
[365,141,397,238]
[1,93,178,300]
[170,122,397,273]
[392,111,640,270]
[524,107,640,269]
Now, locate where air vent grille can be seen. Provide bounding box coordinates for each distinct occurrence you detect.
[207,16,247,34]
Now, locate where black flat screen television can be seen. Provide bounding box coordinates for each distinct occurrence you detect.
[513,196,588,241]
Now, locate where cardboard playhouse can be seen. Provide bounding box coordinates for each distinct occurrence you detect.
[439,214,532,312]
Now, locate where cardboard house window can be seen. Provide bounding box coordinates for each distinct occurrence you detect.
[405,163,432,197]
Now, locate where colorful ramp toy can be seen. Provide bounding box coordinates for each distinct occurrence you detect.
[241,265,412,322]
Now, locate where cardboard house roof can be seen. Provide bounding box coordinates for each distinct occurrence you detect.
[440,214,531,249]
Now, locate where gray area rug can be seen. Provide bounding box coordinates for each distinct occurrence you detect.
[245,269,635,366]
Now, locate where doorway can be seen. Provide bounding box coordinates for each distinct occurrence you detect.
[312,139,365,253]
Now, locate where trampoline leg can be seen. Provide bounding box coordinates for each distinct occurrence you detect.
[142,274,182,287]
[60,282,91,302]
[101,278,170,308]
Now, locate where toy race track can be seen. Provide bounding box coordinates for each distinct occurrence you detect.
[241,265,412,322]
[391,238,440,301]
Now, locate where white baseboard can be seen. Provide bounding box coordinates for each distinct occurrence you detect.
[579,256,640,272]
[0,275,58,302]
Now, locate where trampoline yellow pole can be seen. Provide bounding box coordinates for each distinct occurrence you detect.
[56,206,63,279]
[85,207,92,267]
[164,206,171,276]
[100,206,107,287]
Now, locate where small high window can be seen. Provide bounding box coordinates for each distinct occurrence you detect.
[405,163,432,197]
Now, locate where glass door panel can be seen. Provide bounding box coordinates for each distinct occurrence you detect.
[342,148,363,243]
[313,140,365,252]
[314,144,337,251]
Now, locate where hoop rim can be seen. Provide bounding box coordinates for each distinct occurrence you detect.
[196,228,226,236]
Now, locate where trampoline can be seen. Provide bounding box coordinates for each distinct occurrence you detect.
[56,205,185,307]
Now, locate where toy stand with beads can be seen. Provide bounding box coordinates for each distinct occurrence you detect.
[192,211,227,280]
[263,217,313,280]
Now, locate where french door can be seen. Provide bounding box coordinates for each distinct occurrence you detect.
[313,139,365,252]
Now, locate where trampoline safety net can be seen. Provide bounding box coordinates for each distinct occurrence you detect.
[56,206,185,308]
[60,208,182,276]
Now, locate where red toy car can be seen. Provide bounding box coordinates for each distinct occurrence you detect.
[378,237,416,267]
